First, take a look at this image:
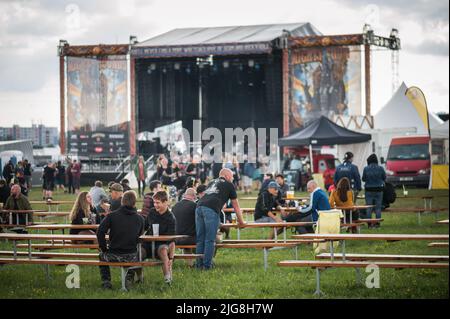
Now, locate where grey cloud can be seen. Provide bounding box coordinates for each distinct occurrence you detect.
[404,40,449,56]
[339,0,449,22]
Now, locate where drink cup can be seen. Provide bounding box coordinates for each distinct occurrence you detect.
[82,217,88,224]
[152,224,160,236]
[403,190,408,196]
[231,213,237,224]
[287,191,294,199]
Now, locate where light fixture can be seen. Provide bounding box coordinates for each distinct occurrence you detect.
[174,62,180,70]
[150,63,156,70]
[390,28,399,38]
[129,35,138,45]
[248,59,255,67]
[223,61,229,68]
[363,23,372,34]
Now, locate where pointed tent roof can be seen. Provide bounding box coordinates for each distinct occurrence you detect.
[279,116,371,146]
[374,82,443,134]
[431,120,449,139]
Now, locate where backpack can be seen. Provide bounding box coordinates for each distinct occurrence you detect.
[382,182,396,209]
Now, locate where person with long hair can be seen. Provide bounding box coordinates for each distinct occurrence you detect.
[329,177,354,208]
[69,191,99,236]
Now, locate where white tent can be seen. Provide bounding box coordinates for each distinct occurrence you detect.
[431,120,449,140]
[374,82,443,134]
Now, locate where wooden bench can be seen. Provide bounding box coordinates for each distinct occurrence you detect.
[177,242,303,270]
[383,207,448,225]
[0,257,162,291]
[315,253,449,262]
[278,260,449,296]
[428,242,449,248]
[0,250,201,260]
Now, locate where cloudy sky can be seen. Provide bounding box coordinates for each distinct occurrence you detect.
[0,0,448,128]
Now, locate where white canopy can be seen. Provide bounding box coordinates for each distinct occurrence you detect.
[431,120,449,140]
[374,82,443,134]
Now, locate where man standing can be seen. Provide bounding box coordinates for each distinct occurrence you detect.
[97,190,145,290]
[195,168,245,270]
[89,181,107,208]
[23,159,32,192]
[334,152,361,200]
[71,159,81,195]
[4,184,33,231]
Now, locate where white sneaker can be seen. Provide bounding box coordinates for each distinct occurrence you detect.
[164,275,172,285]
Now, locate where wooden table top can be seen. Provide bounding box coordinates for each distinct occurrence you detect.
[0,209,49,214]
[0,233,187,242]
[221,221,315,228]
[334,205,375,210]
[436,220,449,224]
[292,233,449,241]
[27,224,98,230]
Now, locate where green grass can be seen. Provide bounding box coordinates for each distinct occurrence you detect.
[0,187,448,298]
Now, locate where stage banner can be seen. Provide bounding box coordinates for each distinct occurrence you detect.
[289,46,362,132]
[66,56,130,157]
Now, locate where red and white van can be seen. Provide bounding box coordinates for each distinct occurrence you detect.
[384,135,430,187]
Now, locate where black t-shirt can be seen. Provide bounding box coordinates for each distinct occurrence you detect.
[172,199,196,237]
[197,177,237,214]
[43,166,56,182]
[186,163,197,177]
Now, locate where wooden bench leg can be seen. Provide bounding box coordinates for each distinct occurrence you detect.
[44,264,51,281]
[120,267,128,292]
[418,212,422,226]
[293,246,298,260]
[355,268,362,285]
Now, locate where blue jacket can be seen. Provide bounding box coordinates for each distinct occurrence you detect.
[243,162,256,178]
[299,188,331,222]
[334,161,362,191]
[362,164,386,191]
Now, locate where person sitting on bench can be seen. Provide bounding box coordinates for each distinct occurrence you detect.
[3,184,32,233]
[143,190,176,285]
[97,190,145,290]
[286,180,330,234]
[254,182,286,239]
[69,191,99,236]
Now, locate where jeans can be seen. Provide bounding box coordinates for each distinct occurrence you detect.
[99,251,138,282]
[365,191,383,219]
[195,206,220,269]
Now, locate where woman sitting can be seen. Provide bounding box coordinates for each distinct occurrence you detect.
[328,177,357,232]
[69,191,99,243]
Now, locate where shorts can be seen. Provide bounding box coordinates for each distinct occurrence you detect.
[43,181,55,191]
[254,216,277,223]
[143,241,172,259]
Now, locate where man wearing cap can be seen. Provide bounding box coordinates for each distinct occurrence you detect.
[334,152,361,199]
[254,181,286,239]
[109,183,124,212]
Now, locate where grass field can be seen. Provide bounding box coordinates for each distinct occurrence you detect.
[0,186,448,299]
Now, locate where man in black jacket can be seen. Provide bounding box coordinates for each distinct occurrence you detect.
[143,190,176,284]
[96,190,145,290]
[254,182,286,239]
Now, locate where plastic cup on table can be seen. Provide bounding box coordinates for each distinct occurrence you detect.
[152,224,160,236]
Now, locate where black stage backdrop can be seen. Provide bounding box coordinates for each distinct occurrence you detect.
[135,53,283,146]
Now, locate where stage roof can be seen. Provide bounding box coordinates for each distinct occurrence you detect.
[132,22,321,57]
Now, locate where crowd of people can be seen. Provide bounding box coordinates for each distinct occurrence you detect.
[1,150,390,289]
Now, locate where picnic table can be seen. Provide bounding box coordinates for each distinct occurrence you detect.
[0,233,187,262]
[0,209,48,226]
[240,196,309,201]
[221,221,315,242]
[29,200,74,212]
[334,205,375,224]
[292,233,449,261]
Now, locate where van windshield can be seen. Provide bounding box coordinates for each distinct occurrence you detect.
[387,144,430,161]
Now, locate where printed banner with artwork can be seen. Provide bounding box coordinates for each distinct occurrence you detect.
[66,56,129,157]
[289,46,362,132]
